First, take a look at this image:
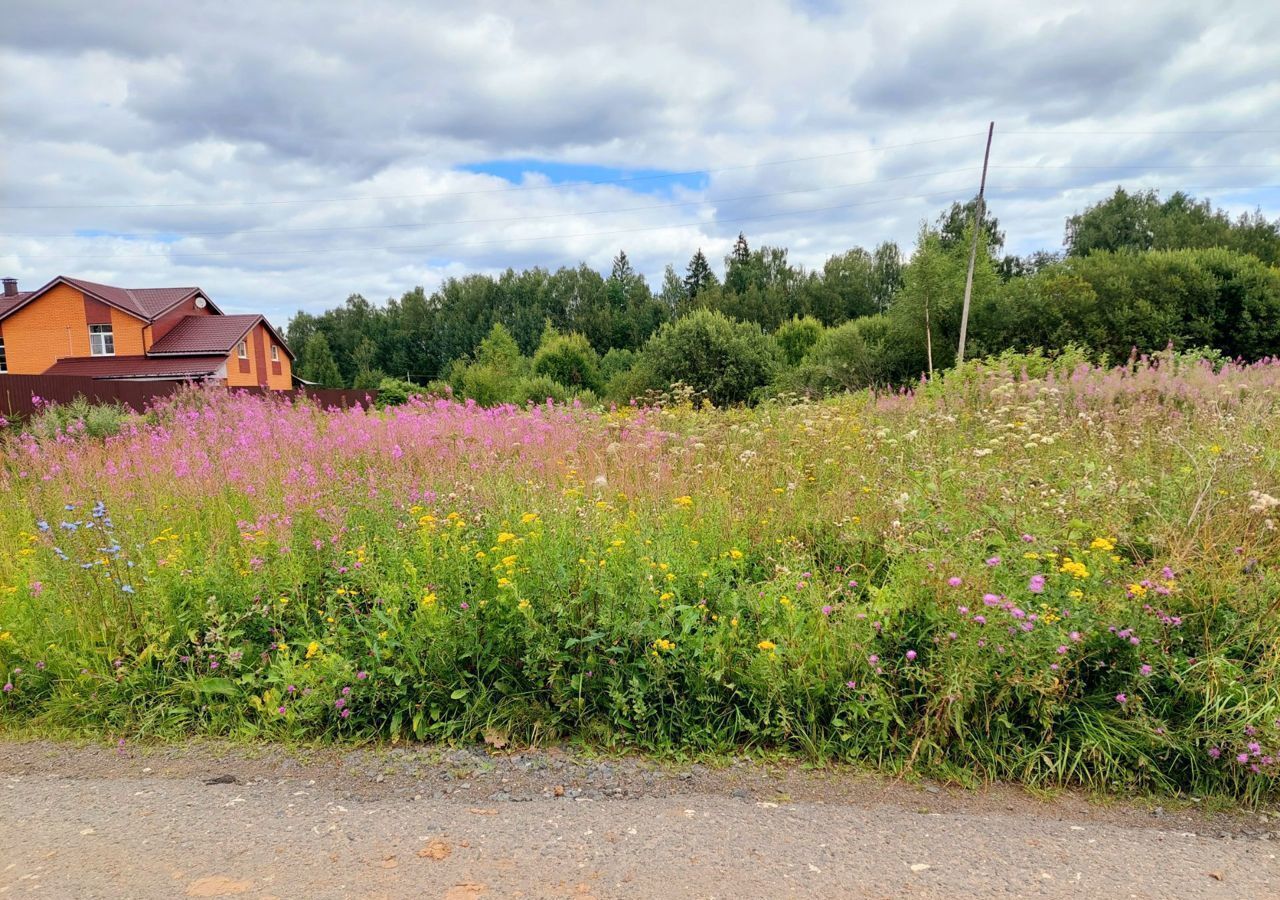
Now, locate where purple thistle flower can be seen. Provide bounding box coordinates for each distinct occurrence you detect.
[1115,693,1127,704]
[905,650,917,661]
[947,577,962,587]
[821,605,833,617]
[985,556,1001,567]
[1208,747,1221,759]
[1028,574,1046,594]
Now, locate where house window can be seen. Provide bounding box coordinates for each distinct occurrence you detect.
[237,340,248,359]
[0,336,7,373]
[270,344,279,362]
[89,324,115,356]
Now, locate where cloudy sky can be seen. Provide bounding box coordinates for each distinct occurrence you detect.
[2,0,1278,325]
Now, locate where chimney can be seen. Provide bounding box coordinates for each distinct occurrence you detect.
[2,278,16,297]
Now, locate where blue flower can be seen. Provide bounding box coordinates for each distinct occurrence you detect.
[36,520,50,532]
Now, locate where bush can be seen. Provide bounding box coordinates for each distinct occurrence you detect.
[776,315,888,396]
[635,309,781,406]
[599,347,638,380]
[775,315,825,365]
[532,330,603,394]
[25,396,132,440]
[375,377,420,408]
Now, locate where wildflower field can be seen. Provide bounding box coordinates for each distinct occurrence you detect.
[2,355,1279,800]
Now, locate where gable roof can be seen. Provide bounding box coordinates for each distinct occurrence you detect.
[43,354,227,380]
[148,314,295,359]
[0,275,216,323]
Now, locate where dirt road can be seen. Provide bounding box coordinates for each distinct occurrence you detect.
[1,740,1276,898]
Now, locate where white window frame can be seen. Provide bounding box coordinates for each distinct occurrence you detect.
[88,324,115,356]
[0,336,7,373]
[237,340,248,359]
[270,344,279,362]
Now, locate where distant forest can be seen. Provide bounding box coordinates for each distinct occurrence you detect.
[286,187,1280,404]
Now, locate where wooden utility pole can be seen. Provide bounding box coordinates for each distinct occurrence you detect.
[956,121,994,366]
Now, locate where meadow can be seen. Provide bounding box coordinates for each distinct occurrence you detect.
[2,352,1279,800]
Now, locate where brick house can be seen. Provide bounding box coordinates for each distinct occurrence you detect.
[0,276,293,389]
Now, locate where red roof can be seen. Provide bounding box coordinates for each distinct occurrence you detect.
[61,277,203,320]
[0,292,32,317]
[0,276,211,323]
[43,354,227,379]
[149,314,262,355]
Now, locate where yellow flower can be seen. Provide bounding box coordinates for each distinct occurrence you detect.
[659,592,674,602]
[1209,444,1223,454]
[520,512,539,524]
[673,496,693,508]
[1128,583,1147,596]
[1023,551,1040,560]
[501,554,518,568]
[729,549,743,560]
[1067,589,1084,599]
[475,551,487,561]
[1089,537,1115,552]
[421,591,438,607]
[757,640,777,652]
[1060,559,1090,579]
[0,631,11,642]
[779,596,791,606]
[278,596,290,605]
[496,532,517,544]
[305,641,321,660]
[497,577,512,588]
[652,638,675,653]
[518,599,531,611]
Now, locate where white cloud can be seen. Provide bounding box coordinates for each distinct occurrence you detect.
[1,0,1277,325]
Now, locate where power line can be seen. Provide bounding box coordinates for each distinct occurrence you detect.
[18,185,988,262]
[1,167,980,239]
[18,180,1279,266]
[1002,129,1280,136]
[0,133,985,211]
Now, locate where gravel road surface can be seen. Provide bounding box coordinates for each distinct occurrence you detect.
[1,740,1276,898]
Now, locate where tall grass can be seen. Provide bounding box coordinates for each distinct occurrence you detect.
[1,353,1278,799]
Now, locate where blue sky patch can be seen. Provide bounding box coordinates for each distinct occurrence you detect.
[460,159,708,195]
[75,228,183,243]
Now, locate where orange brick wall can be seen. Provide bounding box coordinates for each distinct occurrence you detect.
[1,284,141,374]
[110,307,147,357]
[225,329,258,387]
[224,324,292,390]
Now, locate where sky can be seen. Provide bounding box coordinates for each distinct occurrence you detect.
[2,0,1278,325]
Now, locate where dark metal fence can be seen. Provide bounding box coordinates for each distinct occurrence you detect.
[0,374,376,420]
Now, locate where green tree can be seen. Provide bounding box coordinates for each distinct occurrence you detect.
[684,249,718,300]
[300,332,343,388]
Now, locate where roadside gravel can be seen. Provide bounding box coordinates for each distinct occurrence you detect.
[1,739,1276,898]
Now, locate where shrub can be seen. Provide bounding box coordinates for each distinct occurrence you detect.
[635,308,781,406]
[532,330,603,394]
[775,315,825,365]
[25,396,132,440]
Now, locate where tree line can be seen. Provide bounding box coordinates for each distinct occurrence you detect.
[288,186,1280,404]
